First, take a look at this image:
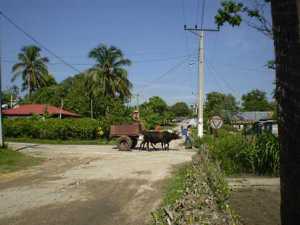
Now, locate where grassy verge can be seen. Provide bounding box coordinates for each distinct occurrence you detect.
[0,147,43,173]
[162,163,190,206]
[6,137,116,145]
[151,148,240,225]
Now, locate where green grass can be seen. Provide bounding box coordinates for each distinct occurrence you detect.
[162,163,191,205]
[0,147,43,173]
[6,137,116,145]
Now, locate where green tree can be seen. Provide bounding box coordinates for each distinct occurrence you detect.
[215,0,272,38]
[146,96,168,115]
[205,92,239,121]
[11,45,51,97]
[139,96,172,129]
[241,89,272,111]
[170,102,191,117]
[29,85,66,107]
[88,44,132,100]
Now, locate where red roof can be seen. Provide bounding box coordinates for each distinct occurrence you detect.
[3,104,80,117]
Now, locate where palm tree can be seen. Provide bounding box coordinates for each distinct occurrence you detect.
[11,45,50,98]
[270,1,300,224]
[87,44,132,100]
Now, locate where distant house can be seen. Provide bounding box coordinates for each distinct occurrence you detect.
[3,104,80,118]
[230,111,277,135]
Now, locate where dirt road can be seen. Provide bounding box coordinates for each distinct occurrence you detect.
[227,177,281,225]
[0,141,194,225]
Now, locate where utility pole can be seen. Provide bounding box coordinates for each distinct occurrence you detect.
[136,93,140,112]
[184,25,219,137]
[0,13,3,147]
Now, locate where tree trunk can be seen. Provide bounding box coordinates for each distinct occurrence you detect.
[271,1,300,224]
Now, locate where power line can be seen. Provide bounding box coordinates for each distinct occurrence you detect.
[137,57,189,91]
[2,53,197,66]
[0,10,82,74]
[206,59,240,96]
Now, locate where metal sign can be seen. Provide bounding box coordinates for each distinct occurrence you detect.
[210,116,223,129]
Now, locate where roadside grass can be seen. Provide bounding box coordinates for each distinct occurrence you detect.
[6,137,116,145]
[151,152,239,224]
[0,147,43,173]
[162,163,191,205]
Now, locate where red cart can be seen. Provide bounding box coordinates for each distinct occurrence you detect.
[110,123,144,151]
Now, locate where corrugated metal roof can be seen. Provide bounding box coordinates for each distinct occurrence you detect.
[232,111,273,122]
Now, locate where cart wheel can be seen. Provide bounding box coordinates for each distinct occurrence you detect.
[117,136,132,151]
[131,137,138,149]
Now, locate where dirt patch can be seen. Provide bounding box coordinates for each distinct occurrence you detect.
[0,179,165,225]
[0,142,194,225]
[228,177,280,225]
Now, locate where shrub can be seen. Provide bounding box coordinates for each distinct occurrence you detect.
[151,150,239,225]
[4,118,102,140]
[252,133,280,175]
[196,131,280,176]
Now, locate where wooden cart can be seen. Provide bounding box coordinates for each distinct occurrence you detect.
[110,123,143,151]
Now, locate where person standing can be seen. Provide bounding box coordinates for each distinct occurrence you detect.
[185,125,192,149]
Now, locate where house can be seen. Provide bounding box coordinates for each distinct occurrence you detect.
[230,111,278,135]
[231,111,274,130]
[3,104,80,118]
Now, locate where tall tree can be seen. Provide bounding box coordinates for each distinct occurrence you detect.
[215,1,300,223]
[88,44,132,100]
[205,92,239,121]
[271,1,300,224]
[11,45,50,97]
[171,102,192,117]
[241,89,272,111]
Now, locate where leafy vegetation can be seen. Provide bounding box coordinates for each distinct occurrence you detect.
[195,130,279,176]
[170,102,192,117]
[151,150,239,225]
[205,92,239,122]
[87,44,132,100]
[140,96,176,129]
[215,0,272,38]
[0,147,43,173]
[241,89,274,111]
[4,118,105,140]
[11,45,54,98]
[161,163,190,206]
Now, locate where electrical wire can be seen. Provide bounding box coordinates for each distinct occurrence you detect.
[206,59,240,96]
[137,57,190,91]
[2,53,196,66]
[0,10,82,74]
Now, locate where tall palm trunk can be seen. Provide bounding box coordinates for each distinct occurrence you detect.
[271,1,300,224]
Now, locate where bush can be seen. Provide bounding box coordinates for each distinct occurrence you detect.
[252,133,280,175]
[196,131,280,176]
[4,118,103,140]
[151,150,239,225]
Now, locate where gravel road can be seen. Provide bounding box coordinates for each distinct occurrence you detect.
[0,140,194,225]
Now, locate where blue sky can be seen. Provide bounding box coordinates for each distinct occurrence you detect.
[1,0,275,105]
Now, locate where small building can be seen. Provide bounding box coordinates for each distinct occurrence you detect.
[231,111,274,130]
[3,104,80,118]
[230,111,277,135]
